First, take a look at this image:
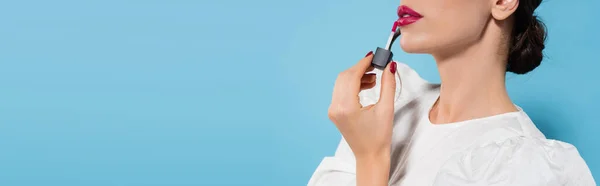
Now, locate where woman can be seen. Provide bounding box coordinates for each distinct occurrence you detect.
[308,0,596,185]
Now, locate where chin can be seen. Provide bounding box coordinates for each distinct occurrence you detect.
[399,35,430,54]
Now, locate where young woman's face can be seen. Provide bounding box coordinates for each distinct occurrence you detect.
[398,0,493,54]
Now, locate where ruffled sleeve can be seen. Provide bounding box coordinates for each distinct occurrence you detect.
[433,136,596,186]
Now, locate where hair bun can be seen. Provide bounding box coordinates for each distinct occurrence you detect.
[506,8,547,74]
[506,0,546,74]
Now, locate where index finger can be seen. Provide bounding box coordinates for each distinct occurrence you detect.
[350,51,375,75]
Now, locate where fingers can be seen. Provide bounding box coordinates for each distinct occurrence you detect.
[349,51,375,77]
[361,74,376,83]
[366,66,375,73]
[329,51,378,119]
[360,74,376,90]
[360,82,376,90]
[376,61,397,111]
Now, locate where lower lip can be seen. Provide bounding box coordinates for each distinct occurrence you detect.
[397,17,421,26]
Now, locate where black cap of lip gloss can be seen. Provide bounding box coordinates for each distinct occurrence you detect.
[371,47,393,70]
[371,21,400,70]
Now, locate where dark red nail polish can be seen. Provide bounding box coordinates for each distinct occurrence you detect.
[390,62,397,73]
[365,51,373,57]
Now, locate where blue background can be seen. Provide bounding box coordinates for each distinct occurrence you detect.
[0,0,598,185]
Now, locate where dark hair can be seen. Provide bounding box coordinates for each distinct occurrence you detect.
[506,0,547,74]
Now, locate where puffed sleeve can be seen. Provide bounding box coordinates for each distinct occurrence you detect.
[307,137,356,186]
[433,136,596,186]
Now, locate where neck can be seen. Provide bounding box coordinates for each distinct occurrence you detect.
[429,33,517,124]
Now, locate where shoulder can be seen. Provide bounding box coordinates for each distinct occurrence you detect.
[434,136,596,185]
[358,61,439,107]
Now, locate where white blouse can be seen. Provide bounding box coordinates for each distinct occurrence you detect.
[307,62,596,186]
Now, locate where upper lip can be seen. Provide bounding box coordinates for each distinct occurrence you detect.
[397,5,422,18]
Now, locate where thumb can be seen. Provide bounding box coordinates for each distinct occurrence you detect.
[377,61,397,110]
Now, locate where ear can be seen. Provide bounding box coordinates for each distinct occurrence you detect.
[491,0,519,20]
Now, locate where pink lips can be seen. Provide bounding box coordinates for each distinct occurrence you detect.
[397,5,422,26]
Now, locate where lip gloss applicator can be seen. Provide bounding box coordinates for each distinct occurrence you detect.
[371,21,401,70]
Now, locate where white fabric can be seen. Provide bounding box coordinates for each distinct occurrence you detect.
[307,62,596,186]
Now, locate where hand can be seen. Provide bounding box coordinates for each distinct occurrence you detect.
[328,51,398,158]
[328,51,397,186]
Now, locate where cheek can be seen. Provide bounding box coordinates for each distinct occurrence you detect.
[399,3,489,53]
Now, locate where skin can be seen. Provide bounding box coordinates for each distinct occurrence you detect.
[327,0,521,185]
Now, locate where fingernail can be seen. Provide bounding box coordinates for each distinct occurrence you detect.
[365,51,373,57]
[390,62,397,73]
